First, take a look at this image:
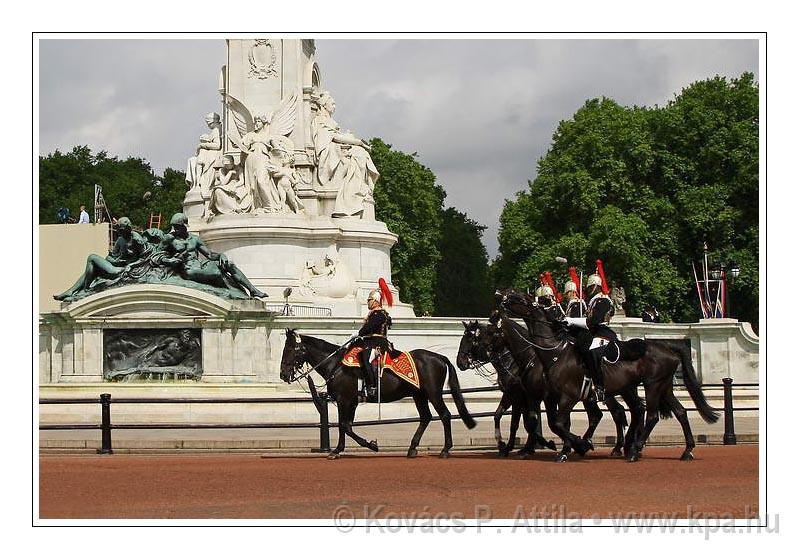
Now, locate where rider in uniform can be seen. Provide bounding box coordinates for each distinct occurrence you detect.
[535,284,565,321]
[563,274,616,400]
[355,289,392,399]
[563,280,587,318]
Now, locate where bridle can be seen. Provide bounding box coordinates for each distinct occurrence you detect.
[285,335,343,384]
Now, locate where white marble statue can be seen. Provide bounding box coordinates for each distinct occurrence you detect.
[205,155,251,220]
[311,91,379,218]
[266,138,304,214]
[299,247,355,298]
[225,92,301,214]
[185,112,222,196]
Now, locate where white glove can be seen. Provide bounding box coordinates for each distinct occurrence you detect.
[565,317,588,329]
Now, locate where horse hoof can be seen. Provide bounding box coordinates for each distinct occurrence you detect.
[439,450,451,459]
[628,453,640,463]
[499,449,510,458]
[555,454,568,463]
[610,448,623,457]
[368,440,379,452]
[406,448,418,459]
[680,451,695,461]
[545,440,558,451]
[327,453,340,460]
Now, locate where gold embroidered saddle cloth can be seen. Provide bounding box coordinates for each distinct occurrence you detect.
[342,347,421,389]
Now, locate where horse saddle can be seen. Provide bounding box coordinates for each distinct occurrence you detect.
[342,347,421,389]
[604,338,647,363]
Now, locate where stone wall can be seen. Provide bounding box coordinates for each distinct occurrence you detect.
[40,285,759,387]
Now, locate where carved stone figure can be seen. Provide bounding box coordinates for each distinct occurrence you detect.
[54,217,149,302]
[185,112,222,197]
[311,90,379,218]
[53,214,269,302]
[611,283,627,317]
[267,139,304,214]
[299,247,355,298]
[104,329,202,381]
[206,155,251,220]
[159,213,268,299]
[225,92,300,214]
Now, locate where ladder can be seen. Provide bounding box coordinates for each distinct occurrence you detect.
[148,213,162,229]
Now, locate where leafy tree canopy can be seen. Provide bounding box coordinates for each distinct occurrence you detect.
[39,146,186,230]
[493,73,758,327]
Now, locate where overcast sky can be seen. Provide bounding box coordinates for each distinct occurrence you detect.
[38,38,758,256]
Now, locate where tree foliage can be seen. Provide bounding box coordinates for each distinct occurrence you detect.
[435,208,493,317]
[39,146,187,230]
[371,138,492,316]
[494,73,758,326]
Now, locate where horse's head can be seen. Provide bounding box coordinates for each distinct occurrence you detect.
[280,329,307,383]
[457,320,496,370]
[498,289,541,320]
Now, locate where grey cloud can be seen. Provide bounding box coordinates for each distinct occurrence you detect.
[39,38,758,257]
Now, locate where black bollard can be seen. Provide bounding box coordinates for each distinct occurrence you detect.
[722,378,737,445]
[99,393,114,454]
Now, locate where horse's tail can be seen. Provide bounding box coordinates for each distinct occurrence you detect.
[670,342,719,424]
[445,357,476,429]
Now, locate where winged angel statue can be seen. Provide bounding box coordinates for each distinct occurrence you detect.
[223,92,304,214]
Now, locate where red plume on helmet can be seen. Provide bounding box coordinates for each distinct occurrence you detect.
[544,271,562,303]
[378,278,393,307]
[569,267,580,291]
[595,259,610,295]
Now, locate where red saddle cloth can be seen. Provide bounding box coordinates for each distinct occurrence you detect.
[341,347,420,389]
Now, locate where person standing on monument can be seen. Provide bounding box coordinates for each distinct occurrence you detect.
[78,205,90,224]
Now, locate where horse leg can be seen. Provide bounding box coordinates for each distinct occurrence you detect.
[328,400,350,459]
[580,398,602,452]
[605,396,628,457]
[494,393,512,456]
[551,396,591,462]
[631,391,662,462]
[407,394,432,458]
[504,407,521,456]
[342,400,379,453]
[666,393,696,460]
[428,392,454,458]
[543,396,571,461]
[625,392,646,459]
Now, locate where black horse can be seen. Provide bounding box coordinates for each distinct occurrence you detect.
[457,320,556,457]
[500,290,719,461]
[280,329,476,459]
[459,318,635,461]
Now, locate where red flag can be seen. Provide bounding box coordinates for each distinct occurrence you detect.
[595,259,610,295]
[378,278,393,307]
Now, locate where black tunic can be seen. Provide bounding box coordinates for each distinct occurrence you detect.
[565,298,587,318]
[586,294,616,341]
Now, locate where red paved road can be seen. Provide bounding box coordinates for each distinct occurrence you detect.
[39,445,758,519]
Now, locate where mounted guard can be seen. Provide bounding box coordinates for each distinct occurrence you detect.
[353,278,394,399]
[563,267,587,318]
[563,260,616,400]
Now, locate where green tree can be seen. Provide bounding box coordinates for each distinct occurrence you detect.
[370,138,445,316]
[494,73,758,327]
[39,146,187,230]
[435,207,492,317]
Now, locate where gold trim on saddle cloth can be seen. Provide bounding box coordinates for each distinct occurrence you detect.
[341,347,420,389]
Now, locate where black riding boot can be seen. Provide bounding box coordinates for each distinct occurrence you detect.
[359,350,377,399]
[587,347,606,401]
